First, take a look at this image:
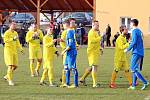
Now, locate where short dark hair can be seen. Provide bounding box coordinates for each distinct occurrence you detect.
[120,25,126,33]
[131,19,139,26]
[92,20,99,23]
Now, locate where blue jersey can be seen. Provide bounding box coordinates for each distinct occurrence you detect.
[127,28,144,56]
[66,29,77,55]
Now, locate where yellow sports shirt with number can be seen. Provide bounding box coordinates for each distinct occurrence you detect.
[26,29,43,48]
[26,29,43,59]
[87,29,101,66]
[43,34,57,61]
[114,34,129,63]
[43,34,57,69]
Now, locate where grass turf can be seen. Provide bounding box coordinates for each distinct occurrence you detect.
[0,46,150,100]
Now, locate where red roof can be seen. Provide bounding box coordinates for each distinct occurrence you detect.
[0,0,93,12]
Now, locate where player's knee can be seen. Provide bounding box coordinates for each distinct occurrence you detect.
[30,59,34,63]
[38,59,42,63]
[72,68,78,75]
[92,65,97,71]
[86,67,92,72]
[114,69,119,73]
[12,66,17,70]
[64,66,69,72]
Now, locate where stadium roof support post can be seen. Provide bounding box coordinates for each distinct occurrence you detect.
[37,0,40,29]
[93,0,96,20]
[29,0,49,29]
[0,11,2,25]
[51,12,54,21]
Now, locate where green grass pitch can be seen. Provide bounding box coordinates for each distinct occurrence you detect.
[0,46,150,100]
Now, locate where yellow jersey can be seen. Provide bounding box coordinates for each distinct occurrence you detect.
[26,29,43,48]
[4,29,23,52]
[60,30,67,50]
[114,34,129,62]
[43,34,57,60]
[87,29,101,54]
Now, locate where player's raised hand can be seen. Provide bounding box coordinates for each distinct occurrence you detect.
[124,49,128,53]
[57,38,64,42]
[61,50,65,56]
[13,35,18,41]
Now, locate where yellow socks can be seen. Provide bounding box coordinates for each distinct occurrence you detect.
[111,71,117,84]
[61,69,66,84]
[36,61,41,71]
[92,71,97,86]
[40,69,48,82]
[7,66,13,81]
[80,69,91,81]
[124,71,132,85]
[30,60,34,76]
[48,66,54,84]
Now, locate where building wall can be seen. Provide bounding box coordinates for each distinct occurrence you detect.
[96,0,150,36]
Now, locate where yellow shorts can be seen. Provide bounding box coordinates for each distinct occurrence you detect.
[43,59,54,69]
[114,61,129,71]
[4,48,18,66]
[29,47,42,59]
[87,52,100,66]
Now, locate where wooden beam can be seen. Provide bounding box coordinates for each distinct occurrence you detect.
[0,12,2,25]
[85,0,94,10]
[29,0,37,8]
[56,12,63,19]
[93,0,96,20]
[0,9,36,12]
[40,0,48,8]
[64,0,73,11]
[37,0,40,29]
[41,9,92,12]
[51,12,54,21]
[42,13,50,21]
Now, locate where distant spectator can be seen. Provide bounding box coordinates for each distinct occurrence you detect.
[101,32,106,48]
[106,24,111,47]
[76,23,86,45]
[112,32,120,47]
[53,23,60,47]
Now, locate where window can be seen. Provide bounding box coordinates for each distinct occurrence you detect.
[149,17,150,32]
[120,17,131,29]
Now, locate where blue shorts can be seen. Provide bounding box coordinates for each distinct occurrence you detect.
[130,54,143,72]
[64,54,77,70]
